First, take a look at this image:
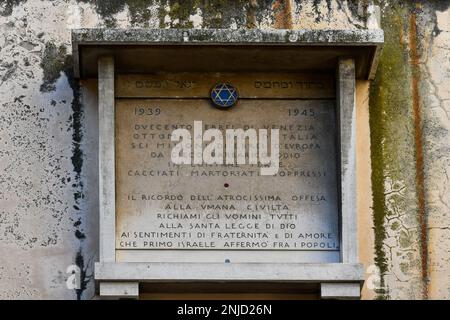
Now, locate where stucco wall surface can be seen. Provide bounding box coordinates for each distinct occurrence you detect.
[0,0,449,299]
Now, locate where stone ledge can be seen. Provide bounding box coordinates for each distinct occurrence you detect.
[99,281,139,299]
[321,282,362,299]
[95,262,365,283]
[72,28,383,45]
[71,28,383,79]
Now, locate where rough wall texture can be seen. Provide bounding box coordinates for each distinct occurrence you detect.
[0,0,448,299]
[369,0,450,299]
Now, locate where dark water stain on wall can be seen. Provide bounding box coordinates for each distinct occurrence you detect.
[40,40,90,299]
[75,249,93,300]
[40,45,85,212]
[64,55,90,299]
[0,0,26,16]
[312,0,326,22]
[40,43,68,92]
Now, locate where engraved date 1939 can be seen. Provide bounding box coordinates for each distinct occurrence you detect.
[134,106,161,116]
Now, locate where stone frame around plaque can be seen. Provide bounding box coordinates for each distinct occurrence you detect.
[71,28,384,299]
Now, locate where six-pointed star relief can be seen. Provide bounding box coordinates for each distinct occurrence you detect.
[211,83,238,107]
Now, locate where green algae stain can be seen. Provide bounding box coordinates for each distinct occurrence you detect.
[71,0,280,29]
[158,0,253,28]
[369,1,419,299]
[399,230,413,248]
[77,0,161,27]
[126,0,158,26]
[163,0,199,28]
[390,220,400,231]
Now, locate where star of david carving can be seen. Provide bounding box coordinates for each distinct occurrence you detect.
[211,83,238,108]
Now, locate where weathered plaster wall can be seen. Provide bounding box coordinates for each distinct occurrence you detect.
[0,0,449,299]
[369,0,450,299]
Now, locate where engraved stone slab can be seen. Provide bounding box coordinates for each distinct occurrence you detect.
[115,99,339,253]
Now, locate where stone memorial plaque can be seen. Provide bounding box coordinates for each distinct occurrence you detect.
[115,98,339,253]
[76,29,376,297]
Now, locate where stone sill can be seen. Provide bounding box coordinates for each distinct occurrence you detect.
[95,262,365,283]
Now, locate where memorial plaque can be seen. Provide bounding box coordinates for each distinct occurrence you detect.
[75,28,376,297]
[115,95,339,257]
